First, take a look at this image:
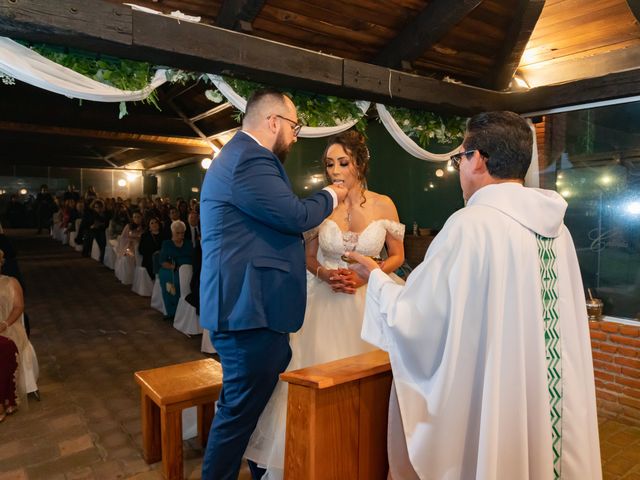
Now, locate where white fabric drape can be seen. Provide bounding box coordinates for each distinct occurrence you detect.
[207,74,370,138]
[0,35,542,188]
[376,103,461,162]
[377,103,541,187]
[0,37,166,102]
[525,118,540,188]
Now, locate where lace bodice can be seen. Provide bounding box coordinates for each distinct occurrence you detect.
[314,219,405,269]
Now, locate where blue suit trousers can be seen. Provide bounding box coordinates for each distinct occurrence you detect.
[202,328,291,480]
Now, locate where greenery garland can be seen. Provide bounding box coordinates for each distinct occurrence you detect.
[2,42,465,145]
[385,106,466,147]
[209,77,368,133]
[14,42,159,118]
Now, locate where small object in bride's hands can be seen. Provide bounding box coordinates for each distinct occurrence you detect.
[341,254,382,264]
[124,247,132,256]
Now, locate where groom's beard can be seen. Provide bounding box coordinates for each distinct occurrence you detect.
[273,131,293,164]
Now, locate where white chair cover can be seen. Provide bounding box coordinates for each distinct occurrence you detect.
[52,222,64,242]
[68,230,77,248]
[103,239,117,270]
[114,252,135,285]
[173,264,203,336]
[90,239,101,262]
[182,406,197,440]
[73,219,83,252]
[150,276,167,315]
[20,315,38,394]
[201,328,216,354]
[132,251,154,297]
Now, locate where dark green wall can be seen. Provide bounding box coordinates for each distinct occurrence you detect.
[156,162,205,200]
[162,122,464,229]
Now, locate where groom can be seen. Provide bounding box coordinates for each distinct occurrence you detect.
[199,88,347,480]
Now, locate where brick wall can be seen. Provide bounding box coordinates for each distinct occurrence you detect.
[590,320,640,426]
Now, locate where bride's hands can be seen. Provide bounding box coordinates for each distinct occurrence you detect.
[327,268,366,294]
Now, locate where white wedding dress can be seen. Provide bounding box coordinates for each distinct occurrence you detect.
[245,218,405,480]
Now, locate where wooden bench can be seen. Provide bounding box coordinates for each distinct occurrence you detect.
[134,358,223,480]
[281,349,392,480]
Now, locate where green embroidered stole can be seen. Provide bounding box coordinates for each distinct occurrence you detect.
[536,234,563,479]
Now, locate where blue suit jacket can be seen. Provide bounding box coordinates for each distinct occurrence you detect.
[199,131,334,333]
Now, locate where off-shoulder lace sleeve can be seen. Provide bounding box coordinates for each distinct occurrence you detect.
[382,220,405,240]
[303,225,320,243]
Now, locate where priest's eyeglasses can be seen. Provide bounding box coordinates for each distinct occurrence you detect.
[449,149,488,171]
[273,114,302,137]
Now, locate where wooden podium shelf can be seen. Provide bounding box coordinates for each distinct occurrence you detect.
[280,349,392,480]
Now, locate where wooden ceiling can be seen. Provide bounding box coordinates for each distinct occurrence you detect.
[1,0,640,170]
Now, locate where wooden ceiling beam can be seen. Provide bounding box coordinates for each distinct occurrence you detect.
[216,0,266,30]
[189,103,233,123]
[489,0,545,91]
[626,0,640,23]
[371,0,482,69]
[0,121,214,154]
[508,68,640,114]
[166,98,219,151]
[0,0,501,115]
[4,0,640,118]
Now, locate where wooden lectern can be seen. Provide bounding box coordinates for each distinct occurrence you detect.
[280,349,392,480]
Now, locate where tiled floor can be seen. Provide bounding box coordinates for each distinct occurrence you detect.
[0,230,638,479]
[0,230,250,480]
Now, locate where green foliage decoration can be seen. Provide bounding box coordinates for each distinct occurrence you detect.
[16,42,159,118]
[385,106,467,148]
[222,77,368,133]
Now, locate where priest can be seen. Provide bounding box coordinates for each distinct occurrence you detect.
[348,111,601,480]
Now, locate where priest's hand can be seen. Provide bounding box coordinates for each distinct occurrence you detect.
[345,251,381,282]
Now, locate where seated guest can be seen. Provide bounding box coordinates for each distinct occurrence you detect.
[85,185,98,201]
[184,210,200,249]
[139,216,166,281]
[62,185,80,202]
[107,203,129,241]
[162,206,180,239]
[0,223,29,336]
[60,199,78,231]
[0,336,19,422]
[0,249,38,401]
[177,199,189,222]
[116,211,143,257]
[158,220,192,319]
[115,211,144,284]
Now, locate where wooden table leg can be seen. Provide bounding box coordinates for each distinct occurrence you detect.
[140,392,161,464]
[161,408,183,480]
[198,402,216,448]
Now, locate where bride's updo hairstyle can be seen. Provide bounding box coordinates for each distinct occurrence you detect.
[322,130,370,185]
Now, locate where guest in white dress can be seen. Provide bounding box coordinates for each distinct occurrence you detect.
[245,130,405,479]
[0,249,38,407]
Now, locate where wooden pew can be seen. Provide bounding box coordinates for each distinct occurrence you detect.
[134,358,223,480]
[280,349,392,480]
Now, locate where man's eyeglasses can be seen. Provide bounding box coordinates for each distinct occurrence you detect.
[449,149,488,171]
[272,114,302,137]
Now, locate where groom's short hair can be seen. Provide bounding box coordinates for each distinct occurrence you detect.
[243,88,288,127]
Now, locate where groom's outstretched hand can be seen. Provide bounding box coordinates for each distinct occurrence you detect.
[345,251,381,283]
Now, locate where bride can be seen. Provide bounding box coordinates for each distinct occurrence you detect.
[245,130,405,479]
